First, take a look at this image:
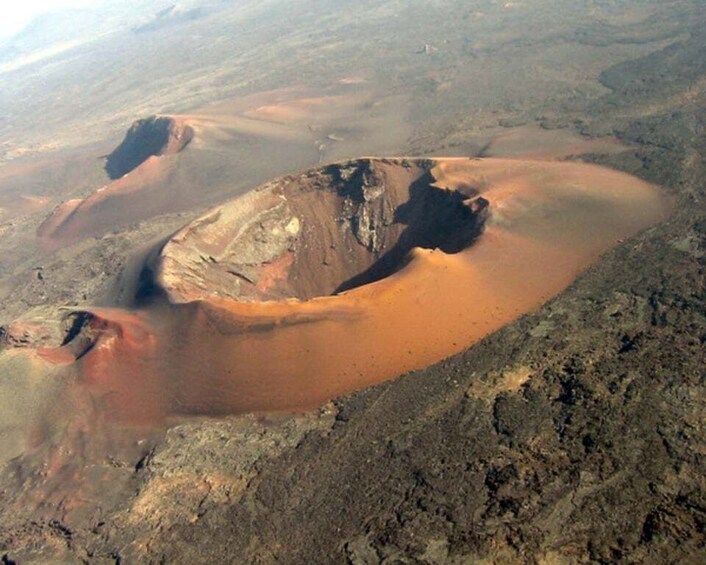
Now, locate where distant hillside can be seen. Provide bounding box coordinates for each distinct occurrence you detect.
[134,3,210,34]
[0,0,169,65]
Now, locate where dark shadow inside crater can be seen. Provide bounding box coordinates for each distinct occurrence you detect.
[334,171,489,294]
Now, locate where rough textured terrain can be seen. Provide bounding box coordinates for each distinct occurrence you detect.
[155,158,487,303]
[0,1,704,564]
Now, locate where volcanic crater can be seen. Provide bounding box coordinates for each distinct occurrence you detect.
[105,115,194,180]
[37,115,194,245]
[154,158,490,304]
[28,156,669,419]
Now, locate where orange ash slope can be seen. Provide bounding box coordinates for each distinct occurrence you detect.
[36,156,170,244]
[36,116,192,247]
[45,158,669,422]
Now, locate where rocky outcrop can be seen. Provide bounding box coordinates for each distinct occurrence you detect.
[0,319,58,349]
[0,312,112,359]
[336,161,394,253]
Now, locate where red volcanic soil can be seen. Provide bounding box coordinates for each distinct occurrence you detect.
[34,87,414,248]
[36,116,193,247]
[37,157,670,423]
[37,156,170,245]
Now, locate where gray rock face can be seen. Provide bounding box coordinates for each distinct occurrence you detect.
[155,184,301,302]
[339,162,393,253]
